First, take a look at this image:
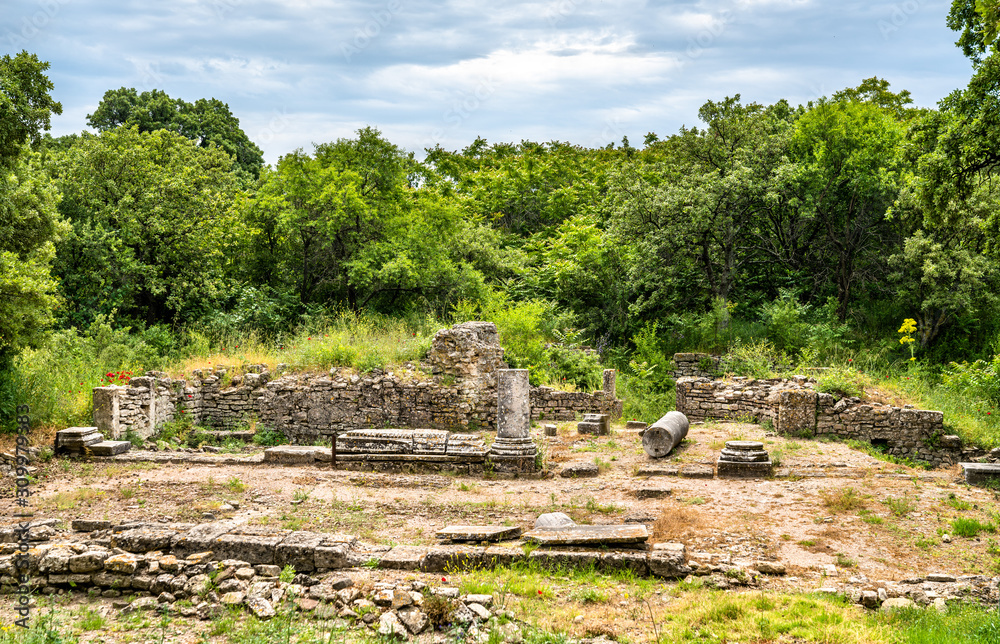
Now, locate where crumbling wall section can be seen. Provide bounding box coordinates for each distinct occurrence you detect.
[676,376,960,467]
[92,322,622,443]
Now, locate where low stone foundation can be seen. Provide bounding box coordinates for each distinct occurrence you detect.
[676,376,963,468]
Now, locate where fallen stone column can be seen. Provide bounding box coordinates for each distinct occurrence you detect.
[642,411,689,458]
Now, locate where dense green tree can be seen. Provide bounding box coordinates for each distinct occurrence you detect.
[425,139,618,236]
[790,100,906,318]
[0,51,64,354]
[607,97,795,320]
[247,127,485,314]
[51,127,242,327]
[87,87,264,177]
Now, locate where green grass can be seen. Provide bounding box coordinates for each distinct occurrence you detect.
[951,517,997,538]
[878,603,1000,644]
[882,495,917,517]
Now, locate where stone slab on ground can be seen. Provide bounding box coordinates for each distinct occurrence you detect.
[635,464,679,477]
[634,485,672,499]
[378,546,429,570]
[72,519,112,532]
[961,462,1000,487]
[559,461,600,478]
[263,446,325,464]
[522,524,649,546]
[678,464,714,479]
[435,526,522,542]
[89,441,132,456]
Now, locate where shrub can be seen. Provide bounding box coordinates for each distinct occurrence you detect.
[253,427,287,446]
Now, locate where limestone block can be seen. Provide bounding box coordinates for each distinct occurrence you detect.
[776,389,817,436]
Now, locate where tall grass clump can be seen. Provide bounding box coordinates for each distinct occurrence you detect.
[8,315,184,431]
[877,603,1000,644]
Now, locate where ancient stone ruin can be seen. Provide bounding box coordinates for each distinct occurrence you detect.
[92,322,623,444]
[676,375,963,467]
[716,440,773,478]
[641,411,689,458]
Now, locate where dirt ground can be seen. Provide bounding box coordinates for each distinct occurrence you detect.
[1,419,997,642]
[4,419,995,581]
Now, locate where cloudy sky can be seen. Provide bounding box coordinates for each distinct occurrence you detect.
[4,0,974,164]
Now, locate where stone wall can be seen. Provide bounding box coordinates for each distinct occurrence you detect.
[673,353,722,379]
[93,322,622,443]
[676,376,963,468]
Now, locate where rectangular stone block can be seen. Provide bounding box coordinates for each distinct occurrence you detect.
[962,463,1000,487]
[275,531,324,571]
[89,441,131,456]
[213,528,292,565]
[420,545,484,573]
[378,546,428,571]
[435,526,522,542]
[523,525,648,546]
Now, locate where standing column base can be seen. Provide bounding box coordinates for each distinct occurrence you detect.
[489,437,538,473]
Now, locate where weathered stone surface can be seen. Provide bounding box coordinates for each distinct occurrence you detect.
[776,389,818,436]
[578,413,610,436]
[171,521,237,557]
[634,485,672,499]
[755,561,786,575]
[263,446,322,464]
[600,551,648,575]
[397,607,429,634]
[634,464,679,477]
[89,440,132,456]
[72,519,112,532]
[523,525,648,546]
[560,461,600,478]
[528,549,601,569]
[962,463,1000,487]
[114,526,181,552]
[68,551,108,573]
[435,526,522,542]
[718,440,773,478]
[378,611,408,638]
[625,420,648,434]
[649,543,688,579]
[881,597,916,611]
[534,512,575,529]
[275,531,324,571]
[543,424,557,436]
[642,411,689,458]
[104,554,139,575]
[213,528,291,565]
[420,546,484,573]
[678,464,714,478]
[717,460,773,478]
[247,597,276,619]
[379,546,428,570]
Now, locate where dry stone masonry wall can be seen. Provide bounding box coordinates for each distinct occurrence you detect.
[93,322,622,443]
[676,376,963,468]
